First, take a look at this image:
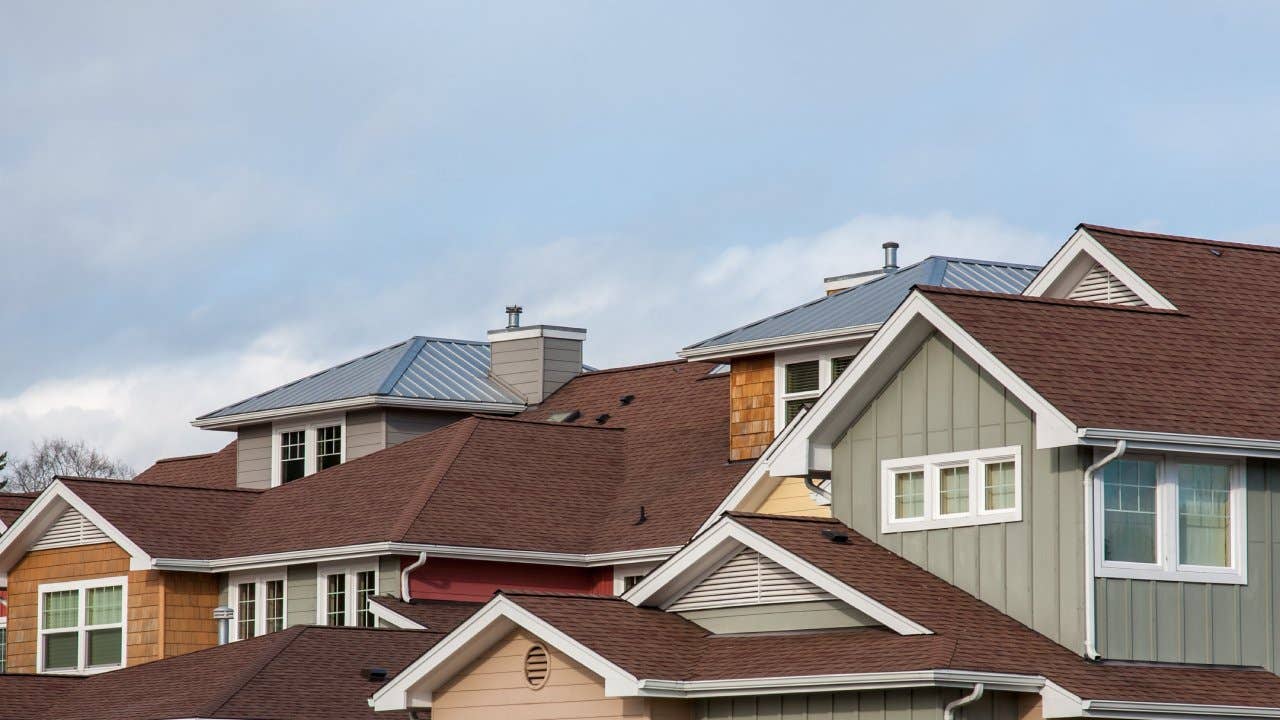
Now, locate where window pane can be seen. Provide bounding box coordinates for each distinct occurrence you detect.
[0,627,6,674]
[326,574,346,626]
[43,632,78,670]
[87,628,122,667]
[894,471,925,519]
[42,590,78,630]
[356,570,376,628]
[1179,463,1231,567]
[316,426,342,471]
[785,361,820,393]
[983,461,1017,511]
[938,466,970,515]
[1102,459,1158,564]
[831,356,855,380]
[280,430,306,483]
[784,398,811,425]
[85,586,122,626]
[265,580,285,634]
[237,582,257,640]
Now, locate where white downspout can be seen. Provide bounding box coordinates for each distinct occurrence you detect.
[1083,440,1126,660]
[402,552,427,602]
[944,683,985,720]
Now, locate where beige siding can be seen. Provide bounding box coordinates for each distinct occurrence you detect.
[236,423,272,490]
[757,476,832,518]
[385,408,462,447]
[286,563,318,627]
[830,333,1086,654]
[692,688,985,720]
[490,337,544,404]
[346,409,386,460]
[679,599,876,634]
[379,556,402,597]
[432,628,668,720]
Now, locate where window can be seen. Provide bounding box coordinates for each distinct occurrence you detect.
[613,563,658,595]
[1095,454,1245,584]
[831,355,855,380]
[271,416,345,486]
[782,360,819,425]
[881,447,1021,533]
[316,563,377,626]
[774,345,863,431]
[229,573,286,640]
[0,624,7,674]
[37,577,126,674]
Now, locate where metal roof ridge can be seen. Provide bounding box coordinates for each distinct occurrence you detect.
[378,337,429,395]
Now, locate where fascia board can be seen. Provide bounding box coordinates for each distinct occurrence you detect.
[1079,428,1280,459]
[367,601,427,630]
[192,395,525,429]
[635,669,1044,698]
[677,324,881,361]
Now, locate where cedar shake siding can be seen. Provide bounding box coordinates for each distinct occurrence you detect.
[729,355,774,461]
[5,542,217,673]
[431,628,690,720]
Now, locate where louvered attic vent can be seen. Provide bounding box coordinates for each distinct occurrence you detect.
[1067,263,1146,306]
[668,548,834,612]
[524,645,549,689]
[32,507,109,551]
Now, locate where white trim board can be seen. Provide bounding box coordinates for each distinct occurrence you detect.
[368,599,427,630]
[191,395,526,430]
[677,323,882,362]
[624,516,930,636]
[1022,227,1176,310]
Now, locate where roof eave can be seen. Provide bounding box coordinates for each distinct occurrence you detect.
[1079,428,1280,459]
[191,395,527,429]
[677,323,881,361]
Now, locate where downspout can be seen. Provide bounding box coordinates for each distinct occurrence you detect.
[402,552,427,602]
[944,683,985,720]
[1083,440,1126,660]
[803,473,831,502]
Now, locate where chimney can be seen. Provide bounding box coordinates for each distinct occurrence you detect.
[883,241,899,272]
[488,306,586,405]
[213,606,234,645]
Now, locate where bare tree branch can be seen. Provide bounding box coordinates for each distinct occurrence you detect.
[3,438,135,493]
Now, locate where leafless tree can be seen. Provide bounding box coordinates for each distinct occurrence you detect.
[2,438,134,493]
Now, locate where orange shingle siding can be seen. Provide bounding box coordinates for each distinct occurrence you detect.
[729,355,774,461]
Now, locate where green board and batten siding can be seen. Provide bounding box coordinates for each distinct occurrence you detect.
[693,689,1022,720]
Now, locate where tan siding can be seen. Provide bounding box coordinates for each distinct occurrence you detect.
[729,355,774,461]
[236,423,273,489]
[757,476,832,518]
[433,628,668,720]
[490,337,544,404]
[345,409,386,460]
[385,408,462,447]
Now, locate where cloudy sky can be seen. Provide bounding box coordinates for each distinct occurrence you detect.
[4,1,1280,469]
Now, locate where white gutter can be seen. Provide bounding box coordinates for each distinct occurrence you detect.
[402,552,427,602]
[1083,440,1126,659]
[1079,699,1280,719]
[1080,428,1280,459]
[635,670,1040,698]
[944,683,985,720]
[192,395,526,429]
[677,324,880,361]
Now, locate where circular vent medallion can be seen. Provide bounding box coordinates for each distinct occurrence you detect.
[524,644,549,689]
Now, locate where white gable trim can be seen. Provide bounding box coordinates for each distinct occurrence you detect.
[0,481,153,581]
[368,594,641,711]
[768,292,1078,477]
[625,516,930,636]
[367,600,427,630]
[1023,227,1176,310]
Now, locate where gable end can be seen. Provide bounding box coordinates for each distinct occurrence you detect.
[668,548,833,612]
[1066,263,1145,306]
[31,507,109,551]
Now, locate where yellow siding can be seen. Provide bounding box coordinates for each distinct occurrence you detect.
[756,476,832,518]
[432,629,690,720]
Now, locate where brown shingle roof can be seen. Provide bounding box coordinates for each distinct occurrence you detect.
[920,224,1280,441]
[37,626,443,720]
[496,515,1280,709]
[133,441,238,489]
[0,492,38,527]
[0,675,83,720]
[369,595,485,633]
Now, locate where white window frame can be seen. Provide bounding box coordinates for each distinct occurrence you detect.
[880,447,1022,533]
[36,576,128,675]
[228,570,288,641]
[270,414,346,487]
[315,561,378,627]
[613,562,660,595]
[0,614,8,675]
[1093,452,1246,585]
[774,344,863,434]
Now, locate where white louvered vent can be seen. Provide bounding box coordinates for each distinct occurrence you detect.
[668,549,833,612]
[31,507,110,551]
[1067,263,1146,306]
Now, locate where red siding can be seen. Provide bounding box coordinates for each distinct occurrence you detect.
[405,558,614,602]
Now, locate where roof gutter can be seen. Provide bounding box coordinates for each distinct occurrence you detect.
[191,395,527,429]
[1083,440,1126,659]
[677,324,880,362]
[1080,428,1280,459]
[633,670,1042,698]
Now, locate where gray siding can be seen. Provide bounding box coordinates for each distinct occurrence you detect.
[384,408,461,447]
[1095,458,1280,670]
[236,423,272,489]
[679,599,877,634]
[693,689,1021,720]
[287,563,318,627]
[346,409,386,460]
[542,337,584,399]
[830,334,1086,654]
[379,555,403,597]
[489,334,584,404]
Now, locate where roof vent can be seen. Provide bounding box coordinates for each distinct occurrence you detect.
[524,645,550,689]
[619,394,635,406]
[821,528,850,544]
[547,410,580,423]
[362,667,389,682]
[882,242,899,272]
[595,413,610,424]
[505,305,523,329]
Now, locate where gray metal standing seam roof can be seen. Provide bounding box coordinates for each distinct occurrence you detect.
[199,337,534,419]
[684,256,1041,352]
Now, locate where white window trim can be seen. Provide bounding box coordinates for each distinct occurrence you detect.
[1093,452,1246,585]
[612,562,659,596]
[36,575,128,675]
[228,570,287,641]
[270,413,346,487]
[880,447,1022,534]
[315,561,378,627]
[774,344,862,435]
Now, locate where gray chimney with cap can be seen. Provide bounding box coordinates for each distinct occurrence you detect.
[882,241,899,272]
[488,306,586,405]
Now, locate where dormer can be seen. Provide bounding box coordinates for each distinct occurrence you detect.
[1022,225,1177,309]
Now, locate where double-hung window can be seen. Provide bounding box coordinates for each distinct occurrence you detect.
[775,348,860,430]
[230,572,286,640]
[1095,455,1245,584]
[316,563,378,628]
[0,620,7,674]
[881,447,1021,532]
[271,416,345,486]
[37,577,126,674]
